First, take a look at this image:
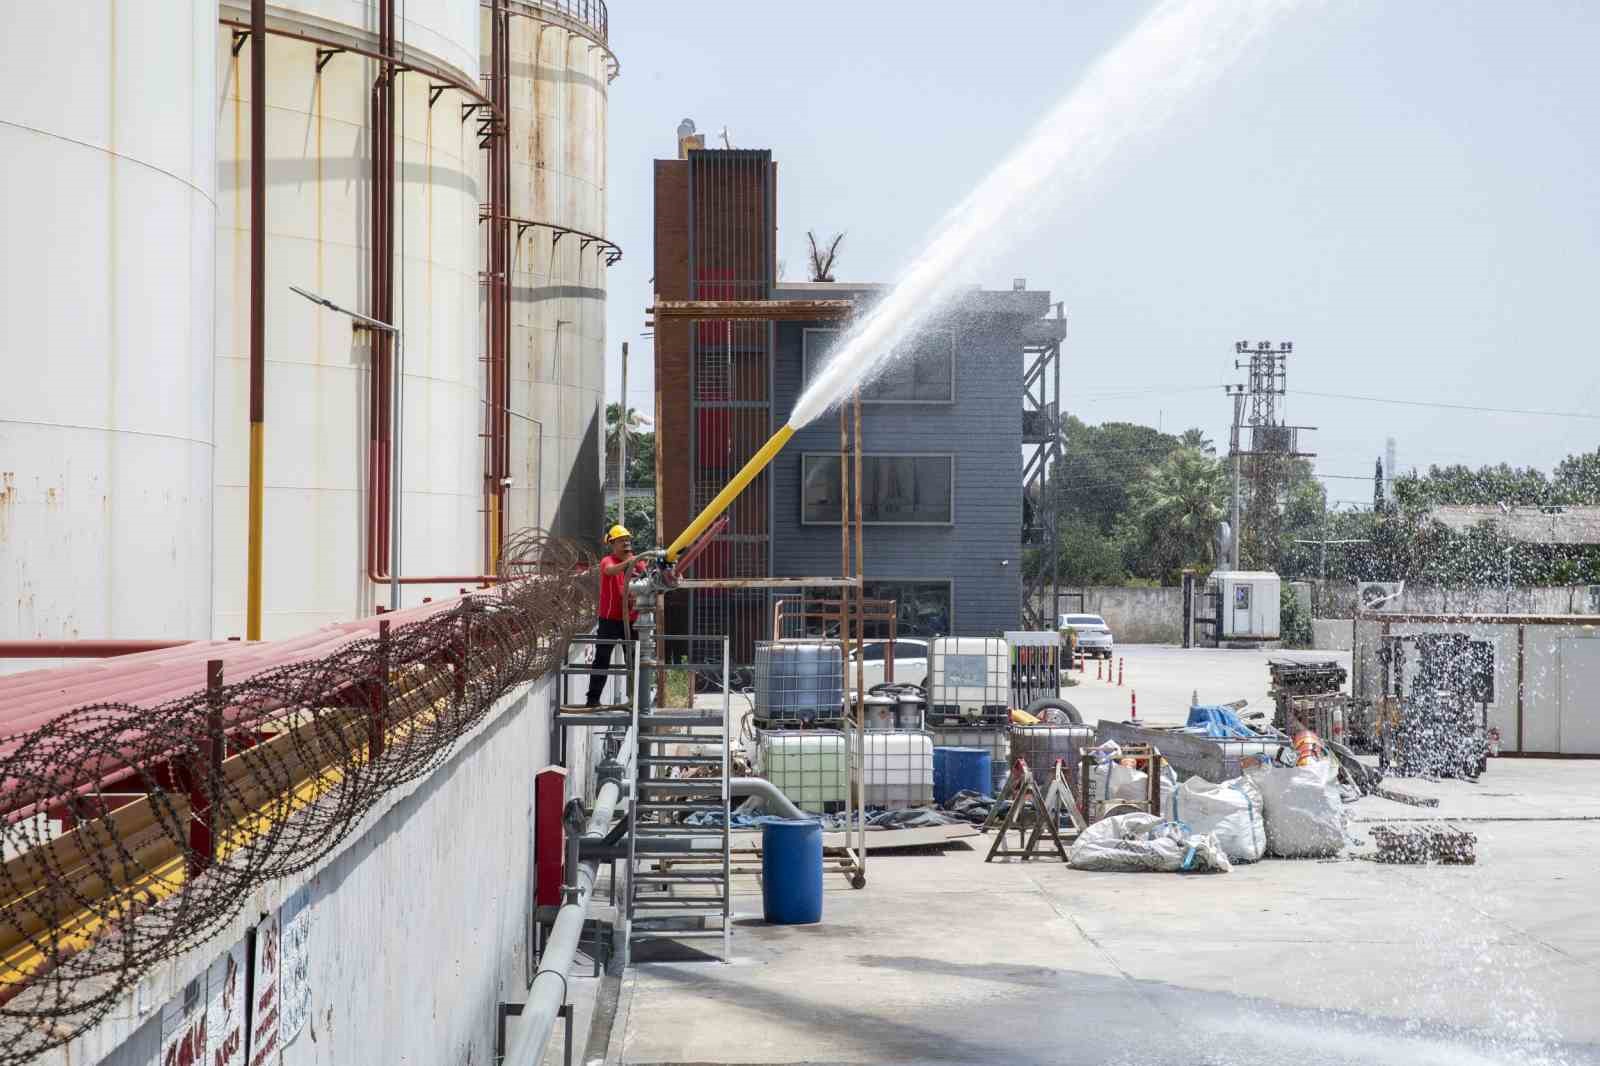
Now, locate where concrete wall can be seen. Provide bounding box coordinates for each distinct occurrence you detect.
[770,296,1037,637]
[76,673,587,1066]
[1045,586,1185,645]
[1312,618,1354,651]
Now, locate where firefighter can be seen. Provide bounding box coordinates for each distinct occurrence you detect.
[585,525,645,708]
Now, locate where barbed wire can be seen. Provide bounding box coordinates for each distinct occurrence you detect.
[0,531,597,1064]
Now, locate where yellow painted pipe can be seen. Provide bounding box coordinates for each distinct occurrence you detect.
[665,423,795,561]
[246,420,265,640]
[488,494,501,576]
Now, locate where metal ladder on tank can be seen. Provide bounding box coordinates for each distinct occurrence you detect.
[623,635,732,964]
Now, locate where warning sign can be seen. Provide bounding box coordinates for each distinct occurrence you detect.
[248,911,280,1066]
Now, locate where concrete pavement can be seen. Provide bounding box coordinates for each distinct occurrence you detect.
[1060,643,1352,727]
[609,647,1598,1066]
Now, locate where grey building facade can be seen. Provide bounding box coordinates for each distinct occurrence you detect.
[768,284,1057,639]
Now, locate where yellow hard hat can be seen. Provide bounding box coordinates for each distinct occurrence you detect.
[606,524,632,542]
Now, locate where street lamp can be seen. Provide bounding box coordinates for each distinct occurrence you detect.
[289,285,403,610]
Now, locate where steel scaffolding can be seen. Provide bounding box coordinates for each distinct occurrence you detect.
[1022,302,1067,628]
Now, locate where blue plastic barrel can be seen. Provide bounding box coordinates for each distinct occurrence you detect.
[934,747,993,805]
[762,819,823,924]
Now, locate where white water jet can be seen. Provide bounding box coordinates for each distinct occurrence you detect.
[789,0,1301,429]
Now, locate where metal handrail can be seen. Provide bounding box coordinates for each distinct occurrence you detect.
[498,0,608,45]
[721,636,732,961]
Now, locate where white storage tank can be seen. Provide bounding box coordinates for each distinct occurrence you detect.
[502,2,617,540]
[754,641,844,724]
[927,637,1011,725]
[757,730,848,813]
[212,1,486,637]
[1210,571,1281,641]
[855,731,934,809]
[0,2,216,659]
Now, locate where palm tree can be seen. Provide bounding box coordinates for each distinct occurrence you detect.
[605,403,650,484]
[1179,427,1217,456]
[1132,447,1228,576]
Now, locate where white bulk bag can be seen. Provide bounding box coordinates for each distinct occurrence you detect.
[1167,775,1266,863]
[1068,812,1232,873]
[1089,759,1178,806]
[1246,760,1346,858]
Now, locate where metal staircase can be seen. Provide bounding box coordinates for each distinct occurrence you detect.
[623,635,732,963]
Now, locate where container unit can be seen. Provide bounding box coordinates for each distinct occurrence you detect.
[757,729,849,813]
[1009,725,1095,799]
[754,641,845,726]
[933,747,993,806]
[853,731,934,809]
[0,2,216,660]
[926,637,1012,726]
[1207,571,1282,641]
[213,1,484,638]
[502,2,617,540]
[928,726,1011,796]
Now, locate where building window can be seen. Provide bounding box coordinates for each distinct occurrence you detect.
[803,328,955,403]
[801,454,954,525]
[796,580,953,639]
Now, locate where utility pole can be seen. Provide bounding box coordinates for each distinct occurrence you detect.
[1225,384,1245,570]
[618,340,628,521]
[1224,341,1314,572]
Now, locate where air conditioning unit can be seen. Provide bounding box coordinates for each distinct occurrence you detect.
[1358,581,1405,614]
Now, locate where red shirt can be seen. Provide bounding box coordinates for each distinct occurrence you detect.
[599,554,645,622]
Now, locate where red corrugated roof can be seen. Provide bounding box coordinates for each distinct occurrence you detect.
[0,596,469,737]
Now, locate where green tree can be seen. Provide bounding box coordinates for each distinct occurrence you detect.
[605,496,656,550]
[1179,427,1216,456]
[1553,448,1600,503]
[1279,583,1312,648]
[605,403,655,487]
[1126,447,1228,582]
[1047,417,1182,535]
[1028,517,1128,586]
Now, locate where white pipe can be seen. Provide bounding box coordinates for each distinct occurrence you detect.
[505,729,632,1066]
[731,777,806,820]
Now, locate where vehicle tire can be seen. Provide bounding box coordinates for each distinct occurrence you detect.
[1024,697,1082,725]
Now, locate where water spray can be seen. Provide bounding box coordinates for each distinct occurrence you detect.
[655,0,1297,571]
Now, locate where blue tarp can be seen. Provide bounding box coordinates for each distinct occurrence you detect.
[1184,705,1263,739]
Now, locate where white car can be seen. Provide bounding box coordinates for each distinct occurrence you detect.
[1059,613,1115,658]
[847,638,930,693]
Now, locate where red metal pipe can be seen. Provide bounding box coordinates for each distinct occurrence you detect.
[353,0,502,590]
[0,640,194,659]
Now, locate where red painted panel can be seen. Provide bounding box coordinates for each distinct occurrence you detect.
[534,766,569,909]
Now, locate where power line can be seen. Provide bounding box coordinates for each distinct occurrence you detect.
[1300,390,1600,422]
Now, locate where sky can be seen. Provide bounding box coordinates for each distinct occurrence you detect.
[601,0,1600,506]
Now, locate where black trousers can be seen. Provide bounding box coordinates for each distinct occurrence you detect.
[585,617,631,706]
